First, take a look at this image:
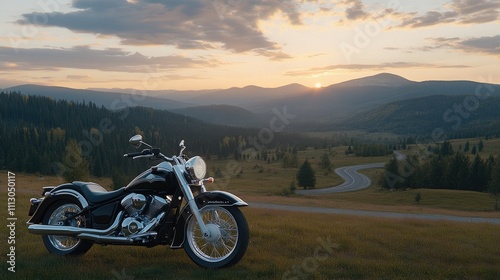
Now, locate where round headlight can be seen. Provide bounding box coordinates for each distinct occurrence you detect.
[185,156,206,180]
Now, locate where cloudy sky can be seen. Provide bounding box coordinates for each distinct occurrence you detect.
[0,0,498,90]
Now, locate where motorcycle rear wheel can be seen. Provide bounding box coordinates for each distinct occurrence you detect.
[42,200,93,255]
[184,206,249,268]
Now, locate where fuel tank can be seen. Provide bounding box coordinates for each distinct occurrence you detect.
[125,162,177,194]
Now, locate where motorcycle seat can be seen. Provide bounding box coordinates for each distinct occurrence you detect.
[73,181,125,204]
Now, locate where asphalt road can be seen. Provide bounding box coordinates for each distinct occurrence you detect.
[295,162,385,195]
[251,202,500,225]
[267,162,500,224]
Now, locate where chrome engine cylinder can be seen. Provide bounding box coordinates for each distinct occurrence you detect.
[143,196,168,220]
[121,193,147,216]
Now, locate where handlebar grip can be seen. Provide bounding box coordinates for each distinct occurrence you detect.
[124,149,152,158]
[124,152,142,157]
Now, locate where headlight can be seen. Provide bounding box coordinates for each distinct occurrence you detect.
[185,156,206,180]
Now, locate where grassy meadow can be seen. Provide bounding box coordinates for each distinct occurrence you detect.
[1,137,500,279]
[1,186,499,280]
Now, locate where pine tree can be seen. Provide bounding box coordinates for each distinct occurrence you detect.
[469,155,489,192]
[380,157,404,190]
[488,162,500,211]
[62,139,90,182]
[429,156,446,188]
[445,153,470,190]
[478,139,484,152]
[319,153,332,171]
[439,140,453,156]
[464,141,470,152]
[282,154,291,168]
[296,160,316,190]
[290,154,298,168]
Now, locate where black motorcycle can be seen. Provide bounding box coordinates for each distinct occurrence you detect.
[27,135,249,268]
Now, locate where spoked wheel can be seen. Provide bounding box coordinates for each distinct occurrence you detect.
[184,206,249,268]
[42,200,93,255]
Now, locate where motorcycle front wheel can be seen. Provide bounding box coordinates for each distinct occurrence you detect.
[184,206,249,268]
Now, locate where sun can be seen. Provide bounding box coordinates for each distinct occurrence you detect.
[314,82,322,88]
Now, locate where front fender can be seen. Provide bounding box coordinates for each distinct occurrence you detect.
[170,191,247,248]
[27,186,89,224]
[193,190,248,208]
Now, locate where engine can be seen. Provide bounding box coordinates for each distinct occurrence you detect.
[120,193,169,236]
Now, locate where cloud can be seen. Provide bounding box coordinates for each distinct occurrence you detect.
[397,0,499,28]
[427,36,500,56]
[66,74,91,80]
[16,0,300,58]
[450,0,500,23]
[344,0,369,20]
[399,11,458,28]
[0,45,218,72]
[285,62,470,76]
[253,49,293,61]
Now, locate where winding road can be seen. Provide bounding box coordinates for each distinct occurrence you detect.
[295,162,385,195]
[254,162,500,225]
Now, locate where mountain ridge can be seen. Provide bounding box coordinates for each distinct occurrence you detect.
[172,104,264,127]
[5,84,193,110]
[5,73,500,132]
[332,73,414,88]
[340,94,500,137]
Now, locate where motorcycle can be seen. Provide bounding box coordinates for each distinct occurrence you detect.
[27,135,249,268]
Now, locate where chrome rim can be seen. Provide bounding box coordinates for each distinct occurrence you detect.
[186,206,238,262]
[47,204,83,251]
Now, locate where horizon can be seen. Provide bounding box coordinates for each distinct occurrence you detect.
[1,1,499,90]
[2,72,499,92]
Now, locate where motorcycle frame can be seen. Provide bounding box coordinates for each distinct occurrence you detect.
[27,156,247,248]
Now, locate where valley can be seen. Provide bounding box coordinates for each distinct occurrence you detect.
[2,73,500,279]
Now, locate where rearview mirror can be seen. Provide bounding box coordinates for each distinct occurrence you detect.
[129,135,143,148]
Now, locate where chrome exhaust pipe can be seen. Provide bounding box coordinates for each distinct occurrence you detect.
[76,233,133,244]
[28,211,124,236]
[76,232,157,244]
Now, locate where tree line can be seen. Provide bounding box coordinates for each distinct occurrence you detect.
[0,92,316,184]
[380,140,500,207]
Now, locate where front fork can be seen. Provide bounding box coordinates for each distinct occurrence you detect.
[172,165,211,239]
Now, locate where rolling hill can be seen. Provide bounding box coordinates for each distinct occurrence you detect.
[172,105,265,127]
[333,73,415,88]
[5,73,500,135]
[5,84,193,110]
[339,95,500,137]
[185,83,311,106]
[242,74,500,123]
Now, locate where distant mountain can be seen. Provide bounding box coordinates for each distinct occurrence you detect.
[87,87,220,101]
[5,84,193,110]
[243,75,500,123]
[340,95,500,137]
[186,83,311,106]
[333,73,414,88]
[172,105,264,127]
[5,74,500,133]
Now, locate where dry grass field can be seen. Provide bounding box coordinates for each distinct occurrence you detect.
[1,138,500,279]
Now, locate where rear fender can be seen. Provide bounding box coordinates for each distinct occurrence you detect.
[170,191,247,248]
[27,187,89,224]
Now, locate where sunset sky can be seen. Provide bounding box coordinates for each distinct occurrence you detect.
[0,0,498,90]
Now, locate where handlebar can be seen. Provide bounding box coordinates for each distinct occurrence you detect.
[124,148,175,162]
[124,149,152,158]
